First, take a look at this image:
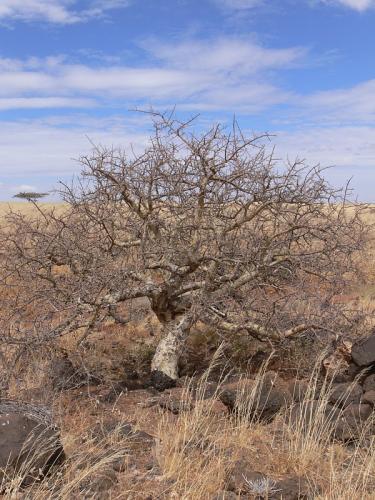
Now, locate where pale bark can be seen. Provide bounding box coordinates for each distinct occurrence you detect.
[151,314,192,382]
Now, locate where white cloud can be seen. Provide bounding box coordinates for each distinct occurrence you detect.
[178,82,291,113]
[147,38,304,74]
[322,0,375,11]
[0,0,131,25]
[276,125,375,168]
[275,125,375,201]
[0,57,24,71]
[10,184,38,193]
[0,38,304,111]
[0,117,148,178]
[215,0,375,13]
[213,0,263,9]
[297,79,375,123]
[0,114,151,197]
[0,97,94,110]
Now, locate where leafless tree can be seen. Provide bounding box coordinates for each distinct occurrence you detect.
[0,113,368,390]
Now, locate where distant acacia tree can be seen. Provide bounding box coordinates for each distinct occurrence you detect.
[13,192,49,201]
[0,113,368,390]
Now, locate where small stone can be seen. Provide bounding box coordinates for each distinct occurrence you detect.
[351,333,375,367]
[363,373,375,393]
[362,390,375,406]
[81,467,117,494]
[150,370,176,391]
[212,491,238,499]
[270,476,311,499]
[191,381,219,400]
[158,392,194,414]
[329,382,362,408]
[91,421,154,444]
[288,380,312,403]
[335,403,372,441]
[288,401,342,434]
[343,403,372,420]
[226,459,268,494]
[50,356,79,390]
[220,374,291,422]
[110,457,127,472]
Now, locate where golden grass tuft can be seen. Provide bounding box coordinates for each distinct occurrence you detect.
[155,355,375,499]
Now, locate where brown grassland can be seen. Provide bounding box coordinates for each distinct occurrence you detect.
[0,201,375,499]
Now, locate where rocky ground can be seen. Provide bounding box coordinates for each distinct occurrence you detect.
[1,330,375,499]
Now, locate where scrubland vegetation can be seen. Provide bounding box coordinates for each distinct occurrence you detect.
[0,114,375,499]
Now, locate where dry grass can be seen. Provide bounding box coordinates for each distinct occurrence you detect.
[0,202,63,217]
[1,357,375,498]
[154,358,375,499]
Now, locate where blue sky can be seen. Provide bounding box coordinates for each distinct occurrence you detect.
[0,0,374,200]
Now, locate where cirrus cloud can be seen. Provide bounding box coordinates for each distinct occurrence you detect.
[321,0,375,11]
[213,0,263,9]
[0,0,131,25]
[0,38,304,112]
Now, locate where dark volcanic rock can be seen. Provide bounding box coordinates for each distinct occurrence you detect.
[335,403,372,441]
[150,370,176,391]
[51,356,80,390]
[362,390,375,406]
[331,362,362,383]
[226,460,312,499]
[329,382,362,408]
[92,420,154,444]
[343,403,372,420]
[190,381,219,400]
[351,333,375,367]
[287,398,371,443]
[220,373,291,422]
[271,476,311,499]
[288,401,342,433]
[79,467,118,496]
[288,379,314,403]
[363,373,375,393]
[226,459,268,494]
[158,397,194,414]
[50,355,101,390]
[0,406,64,485]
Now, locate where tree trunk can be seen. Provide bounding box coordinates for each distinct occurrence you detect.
[150,314,192,391]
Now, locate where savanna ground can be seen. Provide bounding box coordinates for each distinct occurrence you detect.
[1,201,375,499]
